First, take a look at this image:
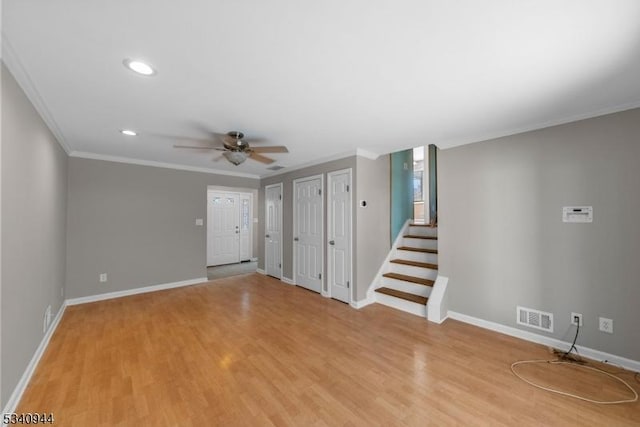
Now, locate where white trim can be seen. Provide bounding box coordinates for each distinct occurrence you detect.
[264,183,284,280]
[326,168,353,304]
[355,148,379,160]
[2,302,67,416]
[426,276,449,324]
[281,277,296,286]
[292,174,324,292]
[365,219,412,301]
[250,257,258,262]
[65,277,207,306]
[256,268,266,275]
[1,36,71,154]
[261,151,356,179]
[70,151,260,179]
[447,311,640,373]
[350,295,375,309]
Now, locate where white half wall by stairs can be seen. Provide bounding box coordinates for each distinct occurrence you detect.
[364,220,448,321]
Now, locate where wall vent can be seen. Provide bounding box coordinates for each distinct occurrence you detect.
[516,306,554,333]
[267,165,285,171]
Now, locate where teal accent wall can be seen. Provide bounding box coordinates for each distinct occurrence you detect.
[390,149,414,241]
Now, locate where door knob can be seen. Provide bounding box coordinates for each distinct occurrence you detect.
[294,237,299,242]
[266,234,270,238]
[329,240,335,245]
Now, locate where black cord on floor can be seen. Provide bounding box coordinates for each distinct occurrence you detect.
[561,323,580,361]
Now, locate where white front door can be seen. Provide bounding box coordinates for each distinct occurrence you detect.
[207,192,240,266]
[239,194,252,261]
[265,183,282,278]
[294,176,323,293]
[328,169,352,303]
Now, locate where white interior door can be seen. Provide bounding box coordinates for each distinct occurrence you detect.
[239,194,252,261]
[207,191,240,266]
[328,169,352,303]
[294,176,323,293]
[265,184,282,278]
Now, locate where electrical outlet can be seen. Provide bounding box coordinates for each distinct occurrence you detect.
[599,317,613,333]
[571,312,583,326]
[99,273,108,283]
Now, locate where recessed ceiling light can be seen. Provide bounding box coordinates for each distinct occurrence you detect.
[123,58,156,76]
[120,129,137,136]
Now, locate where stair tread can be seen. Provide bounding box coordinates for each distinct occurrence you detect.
[410,224,437,228]
[375,287,428,305]
[397,246,438,254]
[390,259,438,270]
[383,272,435,286]
[403,234,437,240]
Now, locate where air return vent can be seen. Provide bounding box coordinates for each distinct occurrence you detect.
[517,306,554,332]
[267,165,284,171]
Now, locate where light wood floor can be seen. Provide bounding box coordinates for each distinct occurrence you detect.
[18,274,640,426]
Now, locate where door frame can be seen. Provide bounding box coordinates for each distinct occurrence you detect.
[238,192,254,262]
[327,168,353,302]
[206,189,244,266]
[292,174,324,288]
[264,182,283,279]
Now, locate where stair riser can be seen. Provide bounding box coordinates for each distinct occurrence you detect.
[375,293,427,317]
[396,250,438,264]
[389,264,438,280]
[408,226,437,237]
[403,237,438,250]
[407,227,438,237]
[380,277,432,297]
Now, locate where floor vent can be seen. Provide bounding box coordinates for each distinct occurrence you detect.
[516,306,553,332]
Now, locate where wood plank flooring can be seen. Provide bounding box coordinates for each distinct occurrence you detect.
[18,274,640,426]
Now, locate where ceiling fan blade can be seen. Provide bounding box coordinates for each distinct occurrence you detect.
[249,152,275,164]
[173,145,218,150]
[243,137,268,144]
[250,146,289,153]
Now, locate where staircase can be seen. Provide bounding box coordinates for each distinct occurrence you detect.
[372,223,438,317]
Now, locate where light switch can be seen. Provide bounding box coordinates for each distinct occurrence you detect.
[195,218,204,226]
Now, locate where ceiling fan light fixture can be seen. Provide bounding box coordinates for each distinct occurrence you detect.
[223,151,248,165]
[123,58,156,76]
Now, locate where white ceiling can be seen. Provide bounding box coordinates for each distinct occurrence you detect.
[4,1,640,178]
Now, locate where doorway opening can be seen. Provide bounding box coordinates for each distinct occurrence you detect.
[412,145,438,225]
[206,187,257,279]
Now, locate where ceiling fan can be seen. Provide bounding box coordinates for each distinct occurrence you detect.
[173,131,288,165]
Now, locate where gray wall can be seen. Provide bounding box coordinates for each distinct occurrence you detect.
[66,158,259,299]
[259,155,392,302]
[259,157,358,291]
[439,108,640,361]
[1,64,68,405]
[356,155,391,300]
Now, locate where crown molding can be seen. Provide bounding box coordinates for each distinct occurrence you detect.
[69,151,261,179]
[1,34,72,154]
[438,101,640,150]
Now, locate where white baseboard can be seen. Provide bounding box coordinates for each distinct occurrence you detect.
[350,296,375,309]
[256,268,266,275]
[249,257,258,262]
[2,302,67,416]
[281,276,295,285]
[447,311,640,373]
[66,277,207,306]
